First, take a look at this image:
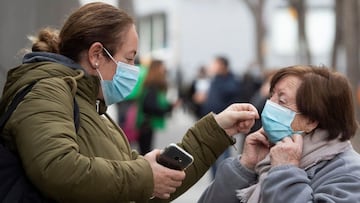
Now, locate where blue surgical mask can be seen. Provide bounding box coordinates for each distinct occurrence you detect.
[261,99,303,143]
[97,47,139,106]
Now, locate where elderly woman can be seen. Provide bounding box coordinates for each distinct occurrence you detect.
[199,65,360,203]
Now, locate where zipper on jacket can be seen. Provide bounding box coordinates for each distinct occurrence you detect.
[96,100,100,113]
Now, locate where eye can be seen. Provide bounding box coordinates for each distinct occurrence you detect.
[125,58,134,63]
[278,96,287,105]
[279,98,287,104]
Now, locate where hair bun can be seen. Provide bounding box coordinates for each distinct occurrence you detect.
[29,27,60,53]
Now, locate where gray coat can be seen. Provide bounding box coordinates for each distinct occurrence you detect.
[199,148,360,203]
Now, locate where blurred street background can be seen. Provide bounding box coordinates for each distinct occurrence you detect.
[2,0,360,125]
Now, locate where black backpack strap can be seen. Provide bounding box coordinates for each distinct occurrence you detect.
[0,81,80,140]
[0,81,37,133]
[73,98,80,133]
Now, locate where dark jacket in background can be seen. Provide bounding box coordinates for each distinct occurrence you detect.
[201,73,240,116]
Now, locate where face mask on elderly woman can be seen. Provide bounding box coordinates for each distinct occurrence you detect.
[261,99,303,144]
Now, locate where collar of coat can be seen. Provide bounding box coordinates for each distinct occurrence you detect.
[1,52,108,115]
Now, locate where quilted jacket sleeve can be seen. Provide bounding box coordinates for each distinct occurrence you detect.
[151,113,235,202]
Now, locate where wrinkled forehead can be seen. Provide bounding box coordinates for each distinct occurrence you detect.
[271,75,302,95]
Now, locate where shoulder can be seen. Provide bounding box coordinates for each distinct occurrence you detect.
[32,77,73,99]
[18,77,75,117]
[314,148,360,179]
[334,149,360,173]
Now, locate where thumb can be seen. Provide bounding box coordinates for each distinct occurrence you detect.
[292,134,303,146]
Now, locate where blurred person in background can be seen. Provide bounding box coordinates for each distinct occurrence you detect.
[201,55,241,179]
[237,62,263,104]
[188,65,210,119]
[117,56,148,145]
[136,59,180,155]
[199,65,360,203]
[0,2,260,202]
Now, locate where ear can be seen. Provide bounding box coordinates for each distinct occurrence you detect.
[305,119,319,133]
[88,42,104,69]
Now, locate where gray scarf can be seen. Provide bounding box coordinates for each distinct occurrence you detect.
[236,129,352,203]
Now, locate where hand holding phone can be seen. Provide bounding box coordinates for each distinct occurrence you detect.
[157,143,194,170]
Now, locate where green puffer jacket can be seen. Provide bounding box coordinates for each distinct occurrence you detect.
[0,53,234,203]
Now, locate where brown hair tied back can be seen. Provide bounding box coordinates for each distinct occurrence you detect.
[27,2,133,63]
[29,27,60,53]
[59,2,134,62]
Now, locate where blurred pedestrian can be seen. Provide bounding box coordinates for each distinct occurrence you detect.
[237,62,262,104]
[137,59,180,155]
[188,65,210,119]
[117,56,148,144]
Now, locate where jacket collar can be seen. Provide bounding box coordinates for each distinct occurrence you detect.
[23,52,84,71]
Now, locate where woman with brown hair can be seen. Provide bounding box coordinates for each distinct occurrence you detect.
[199,65,360,203]
[0,2,259,202]
[137,59,179,155]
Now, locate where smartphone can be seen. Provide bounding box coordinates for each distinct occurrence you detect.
[157,143,194,170]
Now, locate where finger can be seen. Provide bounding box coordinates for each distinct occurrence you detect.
[292,134,303,145]
[165,186,177,194]
[242,119,254,128]
[170,179,183,188]
[155,192,170,199]
[255,132,270,146]
[159,185,177,197]
[231,104,259,118]
[248,106,260,119]
[236,103,259,114]
[282,136,293,143]
[150,149,162,157]
[233,111,258,121]
[237,120,252,130]
[163,193,171,199]
[167,170,186,181]
[166,175,184,187]
[247,131,270,147]
[259,127,267,134]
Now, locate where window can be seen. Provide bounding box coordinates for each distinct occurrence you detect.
[137,13,167,54]
[270,5,334,56]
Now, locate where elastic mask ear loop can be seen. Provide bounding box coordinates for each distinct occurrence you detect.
[96,68,104,81]
[95,66,104,112]
[94,62,104,81]
[293,112,304,135]
[102,47,117,64]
